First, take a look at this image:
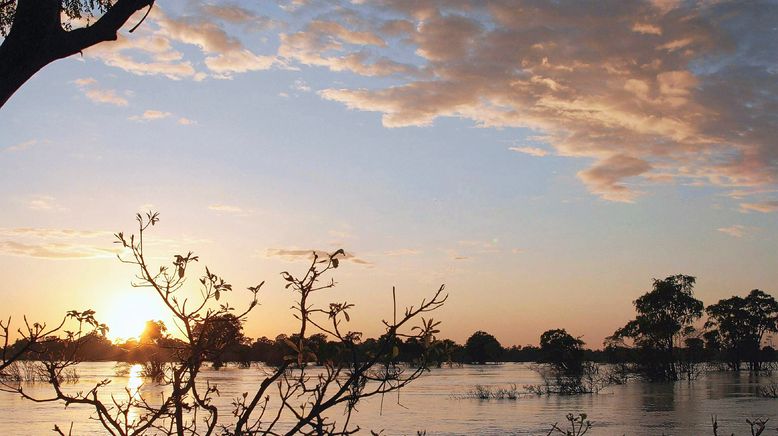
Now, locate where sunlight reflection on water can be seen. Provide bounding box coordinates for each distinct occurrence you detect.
[126,363,144,426]
[127,363,143,396]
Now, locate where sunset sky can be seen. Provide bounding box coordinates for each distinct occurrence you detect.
[1,0,777,347]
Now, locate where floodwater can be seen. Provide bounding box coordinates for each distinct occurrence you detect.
[1,362,776,435]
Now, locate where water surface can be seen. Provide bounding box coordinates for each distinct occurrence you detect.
[1,362,775,435]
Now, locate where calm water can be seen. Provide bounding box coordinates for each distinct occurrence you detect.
[1,362,776,435]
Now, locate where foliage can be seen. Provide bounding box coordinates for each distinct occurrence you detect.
[546,413,591,436]
[0,0,116,36]
[463,384,520,400]
[539,329,585,374]
[705,289,778,371]
[464,330,502,364]
[192,313,246,369]
[609,275,704,380]
[758,382,778,398]
[527,362,616,396]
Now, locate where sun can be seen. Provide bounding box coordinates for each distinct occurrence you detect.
[102,291,169,342]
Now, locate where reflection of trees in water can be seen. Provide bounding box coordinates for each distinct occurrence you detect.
[638,382,676,413]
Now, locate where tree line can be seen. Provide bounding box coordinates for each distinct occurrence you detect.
[5,274,776,384]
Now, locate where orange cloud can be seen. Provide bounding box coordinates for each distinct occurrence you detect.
[740,200,778,214]
[265,248,372,266]
[73,77,129,106]
[129,110,172,121]
[717,225,747,238]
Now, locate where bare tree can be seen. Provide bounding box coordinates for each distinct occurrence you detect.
[1,212,447,435]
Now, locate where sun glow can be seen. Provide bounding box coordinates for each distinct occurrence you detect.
[103,291,169,342]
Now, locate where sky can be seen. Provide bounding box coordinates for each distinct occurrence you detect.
[1,0,777,348]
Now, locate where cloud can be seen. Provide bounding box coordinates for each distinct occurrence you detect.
[265,248,372,266]
[577,155,652,203]
[509,146,549,157]
[84,88,129,106]
[84,6,278,79]
[84,12,199,80]
[292,79,311,92]
[444,249,470,261]
[308,1,778,202]
[717,225,747,238]
[127,110,195,124]
[200,3,278,30]
[73,77,129,106]
[73,77,97,87]
[383,248,421,256]
[129,110,172,122]
[0,226,116,259]
[278,18,415,77]
[739,200,778,214]
[71,2,778,203]
[5,139,36,153]
[25,195,60,211]
[205,50,275,75]
[632,22,662,35]
[208,204,243,213]
[0,241,116,259]
[154,8,276,77]
[0,228,111,239]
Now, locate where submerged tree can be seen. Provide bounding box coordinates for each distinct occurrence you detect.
[0,0,154,108]
[464,331,502,364]
[608,274,704,381]
[539,329,585,374]
[532,329,614,395]
[193,313,247,370]
[705,289,778,371]
[0,212,447,435]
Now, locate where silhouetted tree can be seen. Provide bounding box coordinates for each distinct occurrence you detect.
[0,0,155,108]
[250,336,283,366]
[703,329,721,354]
[192,313,246,369]
[429,338,463,367]
[464,330,502,364]
[609,274,704,381]
[539,329,584,374]
[705,289,778,371]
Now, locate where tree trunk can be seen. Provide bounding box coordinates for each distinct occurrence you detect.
[0,0,153,108]
[0,0,62,107]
